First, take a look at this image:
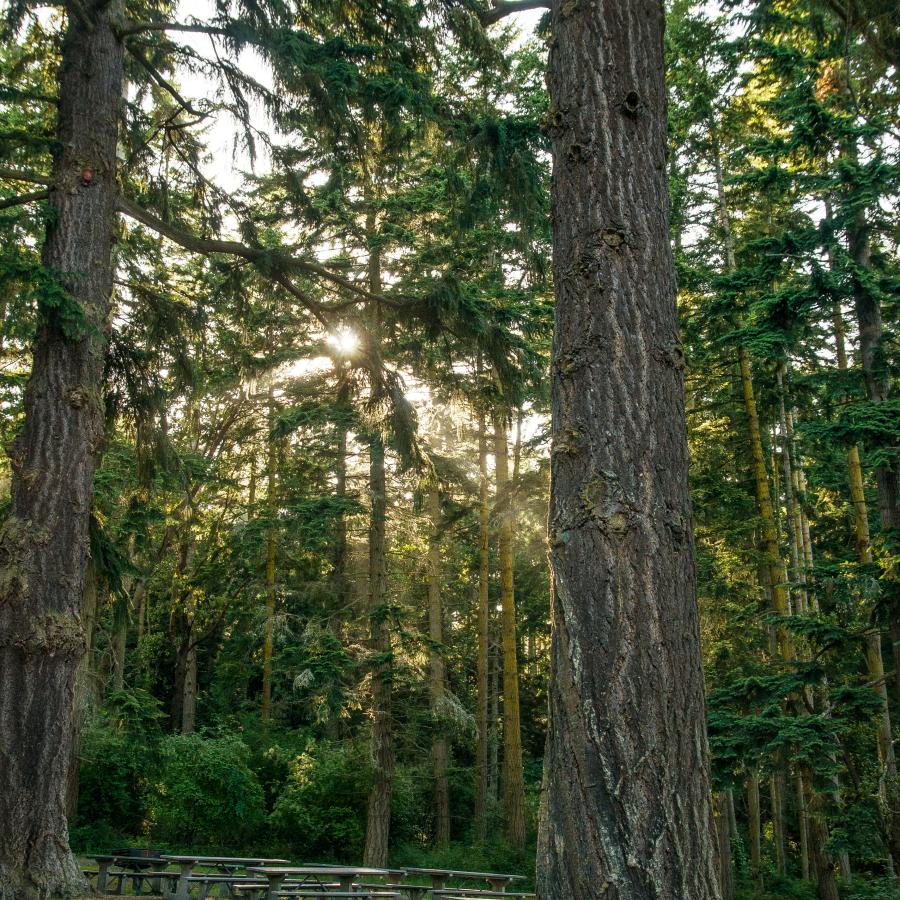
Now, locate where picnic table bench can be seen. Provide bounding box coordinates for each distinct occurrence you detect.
[247,866,393,899]
[89,855,172,895]
[402,869,526,893]
[161,856,290,899]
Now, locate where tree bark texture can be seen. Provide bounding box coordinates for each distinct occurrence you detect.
[0,6,124,897]
[538,2,720,896]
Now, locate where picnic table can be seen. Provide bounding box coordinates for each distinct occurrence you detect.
[89,855,169,895]
[402,869,526,893]
[247,866,391,899]
[162,855,290,899]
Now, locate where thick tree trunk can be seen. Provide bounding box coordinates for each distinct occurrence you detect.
[427,486,450,847]
[537,2,720,896]
[0,6,124,897]
[494,414,526,849]
[474,413,491,840]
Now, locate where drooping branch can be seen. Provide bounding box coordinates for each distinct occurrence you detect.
[0,168,51,186]
[0,189,50,210]
[479,0,550,27]
[116,20,235,38]
[117,195,411,308]
[126,44,207,117]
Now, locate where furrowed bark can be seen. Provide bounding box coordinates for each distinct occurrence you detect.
[537,1,720,896]
[0,5,124,897]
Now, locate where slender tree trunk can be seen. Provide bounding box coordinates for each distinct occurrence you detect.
[772,769,787,876]
[363,215,394,866]
[715,793,735,900]
[474,413,491,840]
[538,2,720,895]
[833,288,900,868]
[364,430,393,866]
[748,774,763,889]
[0,6,124,896]
[111,602,127,694]
[426,486,451,847]
[181,634,197,734]
[261,386,278,724]
[494,414,526,849]
[488,633,500,805]
[796,772,811,880]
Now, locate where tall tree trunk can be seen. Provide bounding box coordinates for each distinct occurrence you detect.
[494,414,526,849]
[772,769,787,876]
[181,632,197,734]
[474,413,491,840]
[261,386,278,724]
[488,632,500,805]
[427,486,450,847]
[748,774,763,889]
[364,430,393,866]
[538,2,720,895]
[805,776,841,900]
[833,283,900,869]
[0,6,124,896]
[797,771,811,881]
[363,214,394,867]
[715,793,735,900]
[844,146,900,710]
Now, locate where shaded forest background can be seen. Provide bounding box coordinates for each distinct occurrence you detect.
[0,1,897,898]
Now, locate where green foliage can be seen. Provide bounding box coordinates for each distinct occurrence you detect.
[269,740,371,859]
[146,733,266,847]
[71,690,164,849]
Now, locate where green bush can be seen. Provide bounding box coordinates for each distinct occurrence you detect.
[70,690,164,850]
[147,732,265,847]
[269,740,371,860]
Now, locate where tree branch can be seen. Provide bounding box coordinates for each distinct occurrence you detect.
[117,21,235,39]
[0,168,51,186]
[116,195,411,308]
[126,44,206,117]
[479,0,550,26]
[0,189,49,210]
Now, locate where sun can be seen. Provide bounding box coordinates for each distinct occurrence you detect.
[327,328,359,355]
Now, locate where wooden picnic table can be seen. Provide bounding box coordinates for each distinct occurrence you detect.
[90,855,169,895]
[162,856,290,899]
[402,869,526,893]
[247,866,391,899]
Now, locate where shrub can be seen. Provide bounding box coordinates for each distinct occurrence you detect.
[147,732,265,847]
[70,689,164,850]
[269,740,370,860]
